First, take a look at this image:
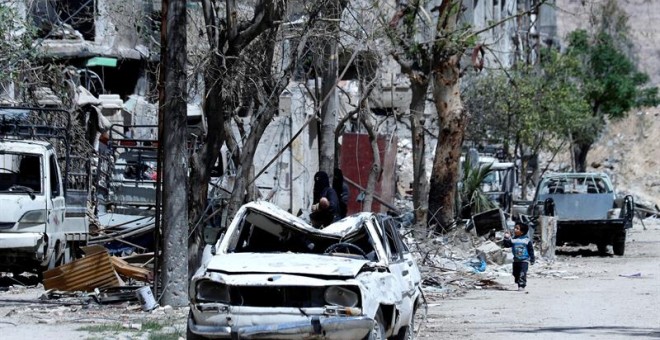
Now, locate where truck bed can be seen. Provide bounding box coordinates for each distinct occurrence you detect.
[540,193,614,220]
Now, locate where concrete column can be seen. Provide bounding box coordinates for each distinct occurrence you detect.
[539,215,556,261]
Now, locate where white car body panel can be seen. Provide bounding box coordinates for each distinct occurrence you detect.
[189,201,422,339]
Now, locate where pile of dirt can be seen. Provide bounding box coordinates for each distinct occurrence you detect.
[588,108,660,208]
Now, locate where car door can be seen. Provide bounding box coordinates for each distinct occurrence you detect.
[396,226,421,293]
[377,216,415,328]
[48,154,65,230]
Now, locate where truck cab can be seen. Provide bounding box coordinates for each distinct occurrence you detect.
[0,140,68,274]
[0,105,93,276]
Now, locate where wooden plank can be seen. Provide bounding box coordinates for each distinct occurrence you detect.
[80,244,109,255]
[110,256,152,282]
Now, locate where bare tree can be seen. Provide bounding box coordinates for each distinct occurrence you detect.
[317,0,348,174]
[187,0,289,276]
[386,2,433,226]
[386,0,466,231]
[188,1,329,273]
[387,0,547,232]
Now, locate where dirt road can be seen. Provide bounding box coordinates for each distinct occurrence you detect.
[419,221,660,339]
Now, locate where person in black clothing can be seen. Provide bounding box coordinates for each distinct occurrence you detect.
[332,168,350,218]
[310,171,340,228]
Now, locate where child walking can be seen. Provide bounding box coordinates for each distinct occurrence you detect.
[503,222,535,291]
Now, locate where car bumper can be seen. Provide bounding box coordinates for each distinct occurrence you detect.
[0,232,45,249]
[0,232,47,271]
[188,314,374,339]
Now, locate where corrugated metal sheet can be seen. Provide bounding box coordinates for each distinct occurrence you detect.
[43,251,121,292]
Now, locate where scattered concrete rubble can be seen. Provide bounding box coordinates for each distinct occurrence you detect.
[401,215,660,298]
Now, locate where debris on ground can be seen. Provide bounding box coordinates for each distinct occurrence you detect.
[400,215,660,298]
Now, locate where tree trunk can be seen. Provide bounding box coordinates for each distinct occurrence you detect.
[318,40,338,175]
[227,108,278,218]
[409,80,430,225]
[573,141,591,172]
[428,55,469,232]
[188,63,224,279]
[360,115,381,212]
[318,0,344,175]
[160,0,188,307]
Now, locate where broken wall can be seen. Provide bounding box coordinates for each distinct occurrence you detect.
[251,82,319,216]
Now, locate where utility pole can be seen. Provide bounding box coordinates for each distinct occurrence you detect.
[319,0,345,174]
[158,0,188,307]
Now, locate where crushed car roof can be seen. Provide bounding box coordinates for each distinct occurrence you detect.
[241,201,369,238]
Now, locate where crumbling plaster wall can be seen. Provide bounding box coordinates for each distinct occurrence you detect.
[95,0,151,58]
[29,0,152,59]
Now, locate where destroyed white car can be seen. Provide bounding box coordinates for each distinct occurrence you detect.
[188,201,423,339]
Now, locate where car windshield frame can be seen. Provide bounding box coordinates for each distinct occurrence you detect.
[0,151,43,194]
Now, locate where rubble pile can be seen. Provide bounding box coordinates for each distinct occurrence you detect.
[401,215,660,298]
[0,283,185,336]
[401,224,513,296]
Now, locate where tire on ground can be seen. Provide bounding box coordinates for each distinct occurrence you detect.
[365,309,386,340]
[613,234,626,256]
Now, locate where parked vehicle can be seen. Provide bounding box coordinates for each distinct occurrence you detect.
[459,151,517,214]
[478,156,516,214]
[188,201,423,339]
[0,106,92,275]
[527,172,634,255]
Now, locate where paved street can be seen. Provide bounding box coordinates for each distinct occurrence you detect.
[420,222,660,339]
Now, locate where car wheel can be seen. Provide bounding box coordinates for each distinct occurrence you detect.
[64,242,78,264]
[42,243,60,271]
[38,250,57,282]
[187,311,208,340]
[394,309,416,340]
[613,234,626,256]
[365,309,386,340]
[596,243,608,255]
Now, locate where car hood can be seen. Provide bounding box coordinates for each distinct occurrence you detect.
[206,252,370,278]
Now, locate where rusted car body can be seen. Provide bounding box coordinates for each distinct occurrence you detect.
[528,172,634,255]
[188,201,422,339]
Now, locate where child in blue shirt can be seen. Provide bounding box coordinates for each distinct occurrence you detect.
[503,222,535,291]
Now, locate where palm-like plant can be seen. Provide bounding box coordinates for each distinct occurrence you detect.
[459,158,496,219]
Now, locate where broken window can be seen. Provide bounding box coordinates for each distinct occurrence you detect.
[227,210,376,259]
[0,153,42,193]
[18,155,42,192]
[49,154,60,196]
[30,0,96,40]
[540,175,613,195]
[58,0,95,40]
[339,50,378,81]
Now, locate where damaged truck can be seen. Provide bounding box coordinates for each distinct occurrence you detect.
[528,172,634,255]
[188,201,423,339]
[0,106,94,276]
